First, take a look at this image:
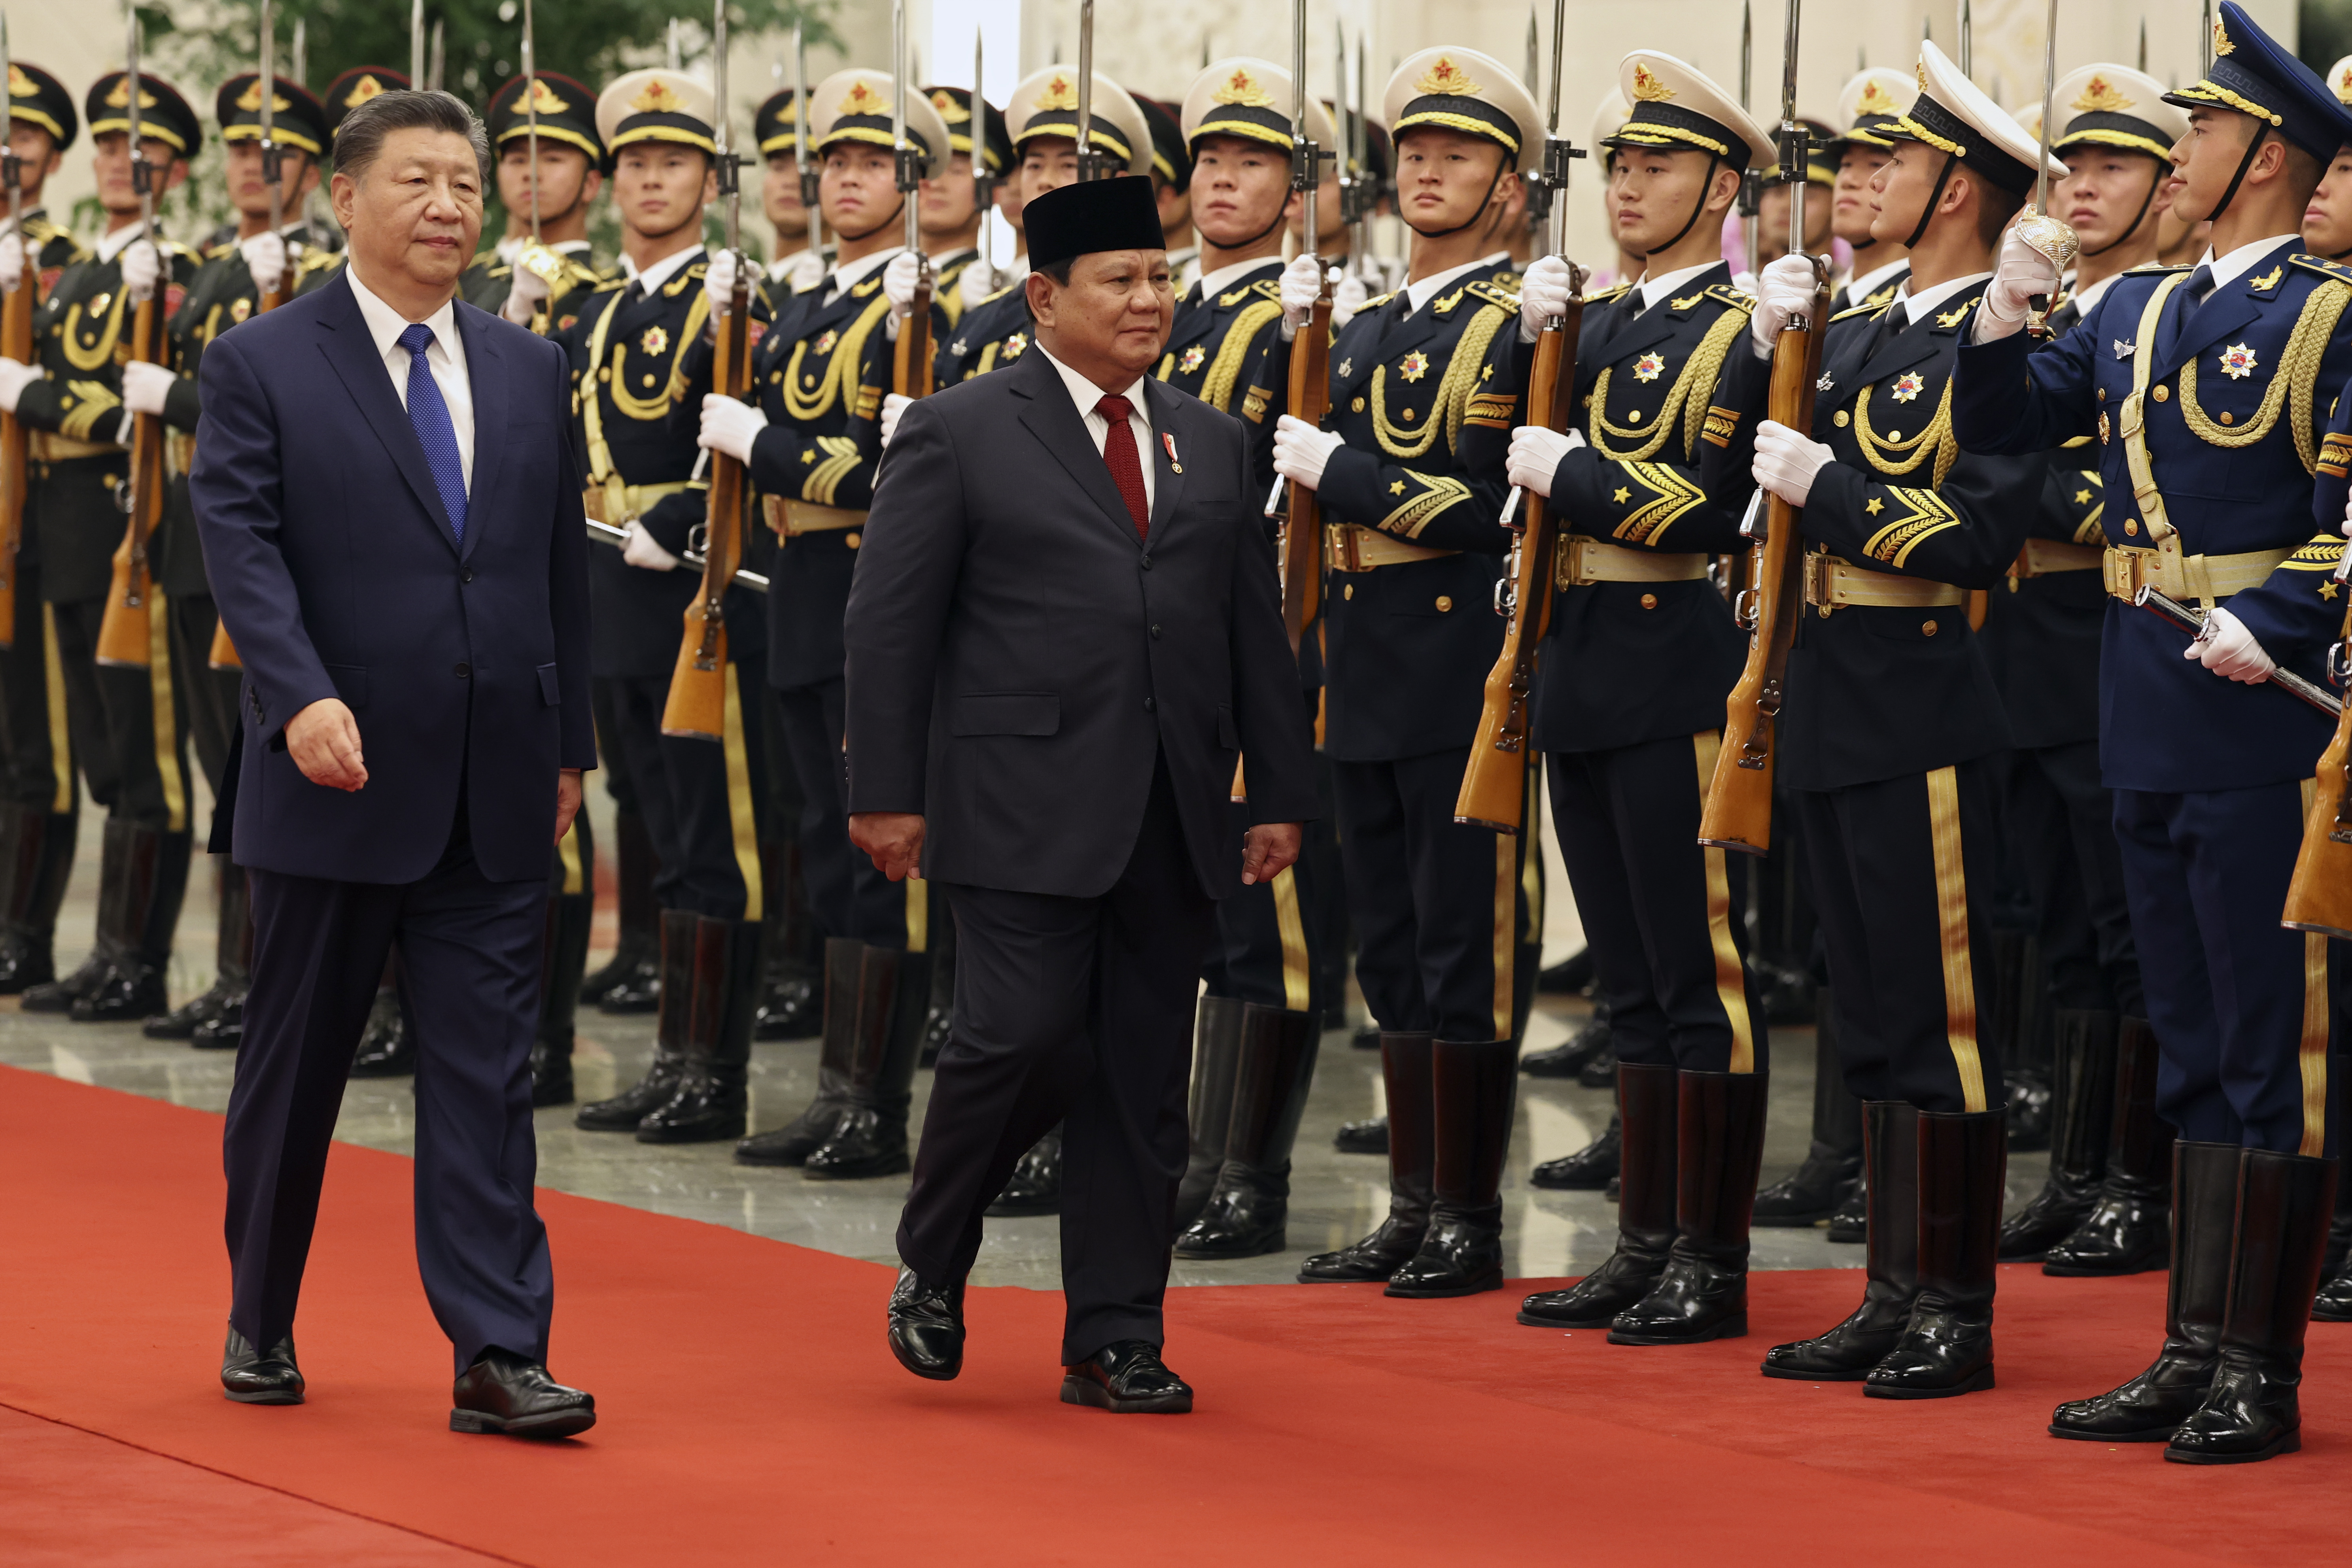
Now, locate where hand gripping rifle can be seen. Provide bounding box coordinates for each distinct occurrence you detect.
[1267,0,1332,653]
[97,13,168,672]
[1697,0,1827,855]
[659,0,752,741]
[891,0,935,402]
[1456,0,1583,832]
[0,13,30,651]
[510,0,569,326]
[2282,549,2352,941]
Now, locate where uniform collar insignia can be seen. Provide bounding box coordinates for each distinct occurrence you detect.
[1934,297,1978,329]
[1668,292,1703,311]
[2248,265,2284,293]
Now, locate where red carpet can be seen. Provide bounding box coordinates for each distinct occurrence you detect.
[2,1063,2345,1566]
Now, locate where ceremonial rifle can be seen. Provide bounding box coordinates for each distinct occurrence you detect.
[1265,0,1331,653]
[971,28,994,296]
[510,0,568,327]
[794,23,827,265]
[97,13,167,672]
[1074,0,1103,182]
[1520,9,1552,244]
[1737,3,1761,281]
[2282,550,2352,941]
[1697,0,1828,854]
[891,0,934,402]
[585,519,767,591]
[0,12,29,651]
[659,0,752,741]
[1456,0,1582,831]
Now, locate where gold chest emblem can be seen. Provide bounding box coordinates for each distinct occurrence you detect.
[813,329,838,355]
[639,325,669,356]
[1398,350,1429,382]
[1178,344,1205,374]
[1004,331,1028,360]
[2218,342,2257,380]
[1891,371,1925,403]
[1632,352,1666,383]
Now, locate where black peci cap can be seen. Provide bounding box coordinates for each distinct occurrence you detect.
[1024,174,1166,270]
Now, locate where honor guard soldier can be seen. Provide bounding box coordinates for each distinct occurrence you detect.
[559,68,773,1144]
[465,71,611,326]
[1826,70,1920,315]
[1293,104,1394,321]
[1985,66,2174,1275]
[1955,2,2352,1462]
[1728,40,2051,1398]
[291,68,410,300]
[1138,95,1197,295]
[754,88,824,297]
[127,69,333,1051]
[1158,57,1336,1260]
[0,68,202,1022]
[712,72,950,1180]
[932,67,1153,389]
[1272,47,1537,1298]
[920,84,1011,325]
[0,62,84,995]
[1506,53,1776,1347]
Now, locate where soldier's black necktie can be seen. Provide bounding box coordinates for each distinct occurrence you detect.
[2168,264,2214,358]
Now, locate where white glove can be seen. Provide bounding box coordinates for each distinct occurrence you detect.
[1980,224,2062,339]
[1506,425,1584,497]
[240,230,287,297]
[2187,605,2276,683]
[705,249,741,319]
[1271,414,1344,491]
[1749,253,1818,359]
[1279,253,1324,333]
[620,520,681,571]
[1331,270,1370,331]
[959,258,999,312]
[0,356,37,414]
[782,247,827,295]
[120,240,160,305]
[1517,255,1577,344]
[698,393,768,465]
[2341,487,2352,538]
[121,360,174,417]
[883,251,923,319]
[502,259,550,325]
[1752,419,1836,507]
[880,391,911,448]
[0,231,21,293]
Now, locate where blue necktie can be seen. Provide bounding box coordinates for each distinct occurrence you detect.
[2168,264,2215,359]
[396,322,467,544]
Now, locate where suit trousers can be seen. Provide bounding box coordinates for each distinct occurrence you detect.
[1333,747,1530,1044]
[1794,760,2003,1112]
[1547,732,1766,1074]
[0,559,78,815]
[49,596,191,832]
[772,675,918,948]
[599,666,768,921]
[2000,740,2142,1016]
[897,754,1215,1363]
[224,805,553,1371]
[2113,782,2336,1154]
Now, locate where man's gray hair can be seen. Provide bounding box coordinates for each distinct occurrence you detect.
[333,89,490,185]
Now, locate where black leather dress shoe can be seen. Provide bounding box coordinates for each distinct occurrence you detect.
[1061,1340,1193,1414]
[0,929,56,994]
[1529,1112,1620,1190]
[1520,1011,1611,1079]
[221,1326,304,1404]
[450,1349,596,1439]
[887,1269,965,1381]
[73,963,169,1023]
[1332,1114,1388,1154]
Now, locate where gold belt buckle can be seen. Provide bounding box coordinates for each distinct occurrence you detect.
[1803,553,1835,613]
[1327,523,1361,574]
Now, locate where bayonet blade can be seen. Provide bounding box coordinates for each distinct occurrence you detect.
[411,0,425,91]
[1076,0,1096,179]
[523,0,539,242]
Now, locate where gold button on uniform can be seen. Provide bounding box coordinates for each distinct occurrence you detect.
[2152,384,2169,402]
[2125,519,2139,536]
[1351,397,1365,412]
[2097,387,2107,402]
[1833,410,1850,427]
[1626,409,1643,423]
[1434,595,1453,612]
[845,532,861,549]
[1639,592,1658,609]
[1343,583,1354,600]
[2220,411,2234,425]
[1921,620,1938,636]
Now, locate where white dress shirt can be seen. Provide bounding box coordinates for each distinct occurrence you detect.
[1035,340,1156,515]
[95,222,152,266]
[346,264,476,495]
[1189,255,1276,305]
[2068,268,2125,322]
[2199,234,2302,290]
[824,245,902,306]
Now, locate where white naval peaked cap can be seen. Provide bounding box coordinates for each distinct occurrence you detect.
[805,68,952,181]
[2048,64,2188,159]
[1180,57,1337,155]
[1004,65,1154,176]
[1829,68,1920,148]
[598,69,717,155]
[1888,39,2065,195]
[1606,52,1776,170]
[1383,47,1545,174]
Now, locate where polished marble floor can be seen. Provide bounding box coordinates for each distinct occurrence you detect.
[0,787,2052,1289]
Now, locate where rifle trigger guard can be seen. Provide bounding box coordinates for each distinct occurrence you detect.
[2332,642,2352,683]
[1732,586,1758,631]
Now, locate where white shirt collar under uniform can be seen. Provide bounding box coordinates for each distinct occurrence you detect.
[1844,256,1910,305]
[825,245,902,305]
[1635,260,1718,313]
[621,244,702,300]
[1896,270,1993,327]
[345,263,475,495]
[1034,339,1156,515]
[2197,234,2300,291]
[96,223,157,265]
[1191,256,1279,305]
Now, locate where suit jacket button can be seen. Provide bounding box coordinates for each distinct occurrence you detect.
[455,661,472,677]
[1150,624,1161,638]
[2124,519,2139,536]
[1138,554,1153,570]
[2152,384,2170,402]
[1434,595,1452,612]
[461,569,474,583]
[1143,697,1156,712]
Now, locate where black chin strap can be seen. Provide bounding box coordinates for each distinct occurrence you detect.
[1649,155,1722,256]
[1224,192,1292,252]
[2084,162,2167,257]
[1902,152,1958,250]
[2206,127,2271,225]
[1407,155,1512,240]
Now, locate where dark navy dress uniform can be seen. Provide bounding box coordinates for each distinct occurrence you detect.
[933,277,1034,387]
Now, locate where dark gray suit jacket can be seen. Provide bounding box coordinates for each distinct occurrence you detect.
[843,345,1315,901]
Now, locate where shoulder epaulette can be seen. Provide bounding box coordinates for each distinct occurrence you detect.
[1490,269,1525,291]
[2123,261,2193,274]
[159,239,199,259]
[1704,283,1755,312]
[1359,289,1399,312]
[1582,282,1632,304]
[1250,277,1283,302]
[1830,299,1894,323]
[586,277,630,297]
[297,248,342,276]
[204,241,237,261]
[1463,278,1519,312]
[2289,253,2352,286]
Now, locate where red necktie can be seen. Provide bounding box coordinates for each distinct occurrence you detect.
[1095,393,1149,542]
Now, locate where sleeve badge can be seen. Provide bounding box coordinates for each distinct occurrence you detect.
[1632,352,1667,383]
[2218,343,2257,380]
[1891,370,1925,403]
[1178,343,1205,375]
[1398,349,1429,382]
[639,325,670,356]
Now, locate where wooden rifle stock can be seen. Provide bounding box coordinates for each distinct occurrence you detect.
[1696,278,1830,854]
[1456,289,1584,831]
[2282,597,2352,940]
[96,293,166,669]
[894,267,935,402]
[1278,293,1331,652]
[659,272,754,739]
[0,244,32,650]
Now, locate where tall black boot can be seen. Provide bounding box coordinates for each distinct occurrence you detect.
[1519,1062,1676,1324]
[636,915,761,1143]
[737,938,864,1164]
[804,945,930,1178]
[2167,1150,2339,1464]
[531,884,594,1108]
[588,809,661,1013]
[1611,1070,1771,1344]
[1762,1101,1920,1379]
[1530,1108,1620,1190]
[2000,1010,2117,1259]
[1520,1001,1611,1079]
[76,824,185,1021]
[987,1126,1064,1215]
[147,857,240,1038]
[23,816,125,1013]
[2315,1145,2352,1321]
[2051,1140,2238,1441]
[1178,1005,1320,1259]
[1176,995,1249,1228]
[577,909,698,1130]
[0,804,75,993]
[190,863,253,1050]
[1865,1109,2004,1398]
[2044,1015,2171,1275]
[1300,1033,1434,1282]
[1388,1038,1516,1297]
[754,839,821,1041]
[347,955,415,1078]
[2003,938,2054,1152]
[1755,993,1861,1225]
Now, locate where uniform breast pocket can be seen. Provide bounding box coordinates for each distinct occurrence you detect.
[949,691,1059,737]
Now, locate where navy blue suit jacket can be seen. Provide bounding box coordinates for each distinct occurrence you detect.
[189,269,596,884]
